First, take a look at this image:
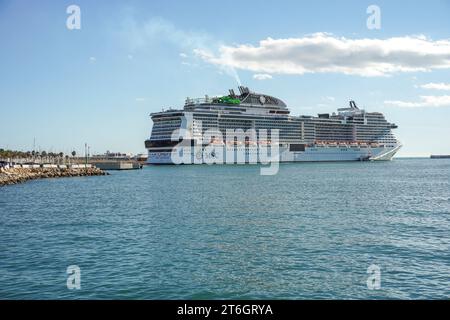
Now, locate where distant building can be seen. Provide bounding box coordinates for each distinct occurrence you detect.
[92,151,133,160]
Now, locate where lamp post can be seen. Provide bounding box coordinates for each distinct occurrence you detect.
[85,143,87,168]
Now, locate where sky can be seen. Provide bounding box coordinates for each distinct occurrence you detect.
[0,0,449,157]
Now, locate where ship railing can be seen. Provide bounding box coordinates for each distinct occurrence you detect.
[185,97,215,105]
[312,141,385,148]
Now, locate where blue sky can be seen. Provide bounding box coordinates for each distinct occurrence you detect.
[0,0,449,156]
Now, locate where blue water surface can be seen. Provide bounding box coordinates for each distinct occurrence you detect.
[1,159,449,299]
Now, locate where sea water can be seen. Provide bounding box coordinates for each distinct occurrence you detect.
[0,159,449,299]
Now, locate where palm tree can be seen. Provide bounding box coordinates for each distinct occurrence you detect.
[71,151,76,165]
[41,151,47,163]
[5,150,12,164]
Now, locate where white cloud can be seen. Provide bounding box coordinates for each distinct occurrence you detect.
[195,33,450,77]
[194,48,242,85]
[253,74,273,80]
[135,98,146,102]
[128,54,133,60]
[385,95,450,108]
[420,82,450,91]
[89,57,96,63]
[179,52,188,58]
[322,96,335,102]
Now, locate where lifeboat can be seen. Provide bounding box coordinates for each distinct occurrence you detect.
[328,142,338,147]
[314,141,325,147]
[211,139,224,145]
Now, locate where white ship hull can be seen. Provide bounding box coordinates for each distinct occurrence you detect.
[147,144,402,165]
[145,87,402,166]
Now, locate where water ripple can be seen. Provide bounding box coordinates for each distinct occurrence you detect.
[0,159,449,299]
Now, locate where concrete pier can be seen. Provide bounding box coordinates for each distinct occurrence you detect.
[93,161,142,171]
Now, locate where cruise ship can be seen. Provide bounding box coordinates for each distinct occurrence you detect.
[145,86,401,164]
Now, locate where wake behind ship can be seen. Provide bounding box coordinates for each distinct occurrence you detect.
[145,86,401,164]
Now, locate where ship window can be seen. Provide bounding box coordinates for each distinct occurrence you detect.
[145,139,193,148]
[289,144,306,152]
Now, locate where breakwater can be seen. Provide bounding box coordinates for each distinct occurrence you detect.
[0,166,108,187]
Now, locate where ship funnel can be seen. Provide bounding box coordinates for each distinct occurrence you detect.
[349,100,359,109]
[238,86,250,95]
[229,89,236,97]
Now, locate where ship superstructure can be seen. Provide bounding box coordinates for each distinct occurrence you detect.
[145,87,401,164]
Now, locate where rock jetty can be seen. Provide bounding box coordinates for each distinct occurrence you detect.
[0,166,108,187]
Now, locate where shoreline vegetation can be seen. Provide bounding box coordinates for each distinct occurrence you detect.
[0,166,108,187]
[0,148,78,165]
[0,148,109,187]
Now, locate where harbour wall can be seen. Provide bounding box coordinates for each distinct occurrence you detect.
[93,161,142,170]
[0,166,108,187]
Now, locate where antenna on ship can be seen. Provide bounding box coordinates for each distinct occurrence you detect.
[349,100,359,110]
